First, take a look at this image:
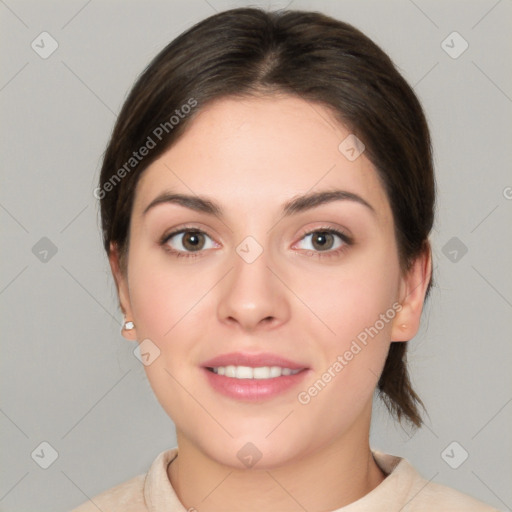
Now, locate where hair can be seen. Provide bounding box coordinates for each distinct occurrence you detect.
[98,8,435,429]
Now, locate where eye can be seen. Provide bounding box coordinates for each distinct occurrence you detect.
[160,228,217,258]
[294,228,352,257]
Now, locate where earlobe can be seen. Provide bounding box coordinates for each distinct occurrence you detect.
[121,319,137,341]
[109,242,137,341]
[391,245,432,342]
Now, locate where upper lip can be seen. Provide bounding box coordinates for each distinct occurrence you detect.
[201,352,308,370]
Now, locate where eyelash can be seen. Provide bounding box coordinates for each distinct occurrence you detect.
[159,225,353,260]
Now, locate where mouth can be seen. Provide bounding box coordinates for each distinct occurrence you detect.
[201,353,310,401]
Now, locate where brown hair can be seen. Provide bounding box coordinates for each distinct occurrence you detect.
[98,8,435,429]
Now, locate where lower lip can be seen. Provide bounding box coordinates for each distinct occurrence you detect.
[202,367,310,401]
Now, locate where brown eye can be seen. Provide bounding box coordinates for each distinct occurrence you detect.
[310,232,335,251]
[162,229,216,256]
[294,228,353,259]
[181,231,205,251]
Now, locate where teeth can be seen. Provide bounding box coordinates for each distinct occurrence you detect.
[236,366,253,379]
[211,365,302,379]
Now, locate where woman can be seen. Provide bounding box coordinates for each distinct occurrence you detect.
[73,7,497,511]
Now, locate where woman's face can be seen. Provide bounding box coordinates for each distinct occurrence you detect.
[113,95,426,468]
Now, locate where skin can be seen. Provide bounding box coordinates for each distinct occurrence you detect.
[109,95,431,511]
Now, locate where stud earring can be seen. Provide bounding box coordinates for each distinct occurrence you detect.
[123,320,135,331]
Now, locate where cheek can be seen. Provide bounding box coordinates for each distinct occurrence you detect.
[126,249,212,429]
[297,246,400,348]
[126,248,220,409]
[294,246,400,405]
[127,246,214,341]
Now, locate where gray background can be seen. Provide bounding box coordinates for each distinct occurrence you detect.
[1,0,511,510]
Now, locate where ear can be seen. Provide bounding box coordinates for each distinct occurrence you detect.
[109,242,137,341]
[391,243,432,342]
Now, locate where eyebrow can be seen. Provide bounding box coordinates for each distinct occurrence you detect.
[142,189,376,218]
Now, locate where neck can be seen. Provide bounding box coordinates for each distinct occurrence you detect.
[168,409,386,511]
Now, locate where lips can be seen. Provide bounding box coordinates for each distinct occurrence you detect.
[201,352,308,370]
[201,352,310,401]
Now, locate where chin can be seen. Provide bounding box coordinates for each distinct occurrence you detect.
[195,433,309,471]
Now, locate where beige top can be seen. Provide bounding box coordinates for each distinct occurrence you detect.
[70,448,499,511]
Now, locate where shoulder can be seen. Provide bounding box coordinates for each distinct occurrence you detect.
[408,478,500,511]
[68,448,179,512]
[69,473,146,512]
[372,451,499,511]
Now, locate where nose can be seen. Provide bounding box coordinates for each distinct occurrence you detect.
[216,244,291,333]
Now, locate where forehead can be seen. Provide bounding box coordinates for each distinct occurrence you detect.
[133,95,392,225]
